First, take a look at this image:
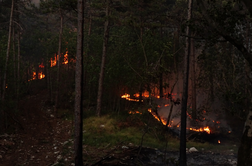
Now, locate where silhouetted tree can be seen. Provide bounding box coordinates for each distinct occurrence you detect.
[74,0,84,165]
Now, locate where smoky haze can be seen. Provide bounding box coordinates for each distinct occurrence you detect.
[31,0,40,7]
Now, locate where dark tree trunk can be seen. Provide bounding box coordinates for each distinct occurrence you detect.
[237,111,252,166]
[1,0,14,133]
[191,38,197,121]
[55,10,63,110]
[74,0,84,165]
[17,30,20,100]
[179,0,192,165]
[96,0,110,117]
[12,29,16,99]
[2,0,14,101]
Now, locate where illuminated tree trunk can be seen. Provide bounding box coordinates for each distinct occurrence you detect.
[179,0,192,165]
[74,0,84,165]
[55,10,63,109]
[96,0,110,117]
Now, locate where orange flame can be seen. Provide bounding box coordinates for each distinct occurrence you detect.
[129,111,142,114]
[121,93,143,102]
[38,72,45,79]
[62,51,68,64]
[218,140,220,144]
[32,72,36,80]
[189,126,211,134]
[39,62,44,68]
[51,54,58,67]
[122,93,212,134]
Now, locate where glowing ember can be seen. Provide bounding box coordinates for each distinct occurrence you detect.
[129,111,142,114]
[218,140,220,144]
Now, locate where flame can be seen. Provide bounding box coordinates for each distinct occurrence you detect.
[38,72,45,79]
[28,71,45,81]
[51,54,58,67]
[148,108,168,126]
[32,72,36,80]
[122,92,212,134]
[189,126,211,134]
[129,111,142,114]
[62,51,68,64]
[218,140,220,144]
[121,93,143,102]
[39,62,44,68]
[148,108,211,134]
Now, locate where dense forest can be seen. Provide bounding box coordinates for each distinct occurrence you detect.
[1,0,252,165]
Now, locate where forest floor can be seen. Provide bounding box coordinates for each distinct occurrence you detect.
[0,91,239,166]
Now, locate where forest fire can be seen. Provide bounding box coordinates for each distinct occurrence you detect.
[50,55,58,67]
[29,51,69,81]
[122,92,212,134]
[50,51,69,67]
[29,71,45,81]
[147,107,211,134]
[62,51,68,64]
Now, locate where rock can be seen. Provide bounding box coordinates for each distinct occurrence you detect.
[128,143,134,146]
[63,141,68,145]
[100,125,105,128]
[189,147,198,153]
[0,155,2,159]
[57,155,62,160]
[51,162,59,166]
[122,146,129,149]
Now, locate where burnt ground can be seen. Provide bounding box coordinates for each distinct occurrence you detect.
[0,91,239,166]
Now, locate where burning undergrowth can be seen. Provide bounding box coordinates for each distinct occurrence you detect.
[121,91,233,144]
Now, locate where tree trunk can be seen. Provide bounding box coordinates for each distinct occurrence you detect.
[191,37,197,121]
[17,30,20,100]
[74,0,84,165]
[237,110,252,166]
[179,0,192,165]
[55,10,63,110]
[2,0,14,101]
[1,0,14,132]
[96,0,110,117]
[12,29,16,99]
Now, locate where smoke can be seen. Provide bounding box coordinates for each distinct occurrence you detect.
[31,0,40,7]
[152,71,232,133]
